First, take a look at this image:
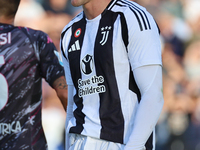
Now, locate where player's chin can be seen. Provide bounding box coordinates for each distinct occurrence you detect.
[71,0,81,7]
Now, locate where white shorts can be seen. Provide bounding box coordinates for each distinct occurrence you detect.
[68,134,125,150]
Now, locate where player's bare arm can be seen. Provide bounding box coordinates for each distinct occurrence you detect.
[53,76,68,110]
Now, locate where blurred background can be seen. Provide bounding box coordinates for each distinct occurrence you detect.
[14,0,200,150]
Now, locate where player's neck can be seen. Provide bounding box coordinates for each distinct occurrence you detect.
[0,16,14,25]
[83,0,111,20]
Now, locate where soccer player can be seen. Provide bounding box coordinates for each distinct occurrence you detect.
[60,0,164,149]
[0,0,68,149]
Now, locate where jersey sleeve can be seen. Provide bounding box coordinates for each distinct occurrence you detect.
[125,8,162,70]
[36,30,65,87]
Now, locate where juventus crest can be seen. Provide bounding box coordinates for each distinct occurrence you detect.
[100,26,112,46]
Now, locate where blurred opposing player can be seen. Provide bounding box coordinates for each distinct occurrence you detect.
[0,0,68,149]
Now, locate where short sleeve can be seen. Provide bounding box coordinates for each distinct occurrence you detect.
[37,31,65,87]
[125,8,162,70]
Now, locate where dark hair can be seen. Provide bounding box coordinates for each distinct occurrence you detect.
[0,0,21,18]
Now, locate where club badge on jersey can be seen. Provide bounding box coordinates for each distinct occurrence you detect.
[100,26,112,46]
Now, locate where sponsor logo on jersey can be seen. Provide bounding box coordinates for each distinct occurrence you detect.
[68,40,80,52]
[74,28,81,38]
[0,121,21,135]
[79,54,106,97]
[78,75,106,97]
[0,32,11,45]
[100,26,111,46]
[81,54,93,75]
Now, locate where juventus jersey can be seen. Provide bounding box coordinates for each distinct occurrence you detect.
[0,23,64,150]
[61,0,162,149]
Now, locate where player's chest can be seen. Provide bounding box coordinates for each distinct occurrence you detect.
[67,16,123,66]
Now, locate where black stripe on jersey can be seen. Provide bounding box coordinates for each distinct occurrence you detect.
[119,12,128,50]
[129,68,141,102]
[129,7,143,31]
[128,1,151,30]
[107,0,118,10]
[115,3,124,7]
[124,0,151,29]
[61,13,84,60]
[110,0,142,31]
[61,28,70,60]
[67,18,87,134]
[94,10,124,144]
[155,21,161,34]
[118,0,151,31]
[146,132,153,150]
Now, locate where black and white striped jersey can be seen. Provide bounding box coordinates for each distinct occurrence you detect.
[61,0,162,148]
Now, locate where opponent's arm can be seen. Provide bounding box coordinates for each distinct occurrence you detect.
[36,31,68,110]
[52,76,68,110]
[124,65,164,150]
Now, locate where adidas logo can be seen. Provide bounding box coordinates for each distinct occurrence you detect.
[68,40,80,52]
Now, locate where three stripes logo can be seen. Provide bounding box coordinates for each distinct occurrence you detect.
[129,6,151,31]
[100,26,112,46]
[68,40,80,52]
[115,0,152,31]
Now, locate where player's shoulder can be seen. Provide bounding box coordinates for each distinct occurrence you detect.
[17,26,49,41]
[61,11,84,35]
[109,0,148,14]
[110,0,156,32]
[24,27,47,37]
